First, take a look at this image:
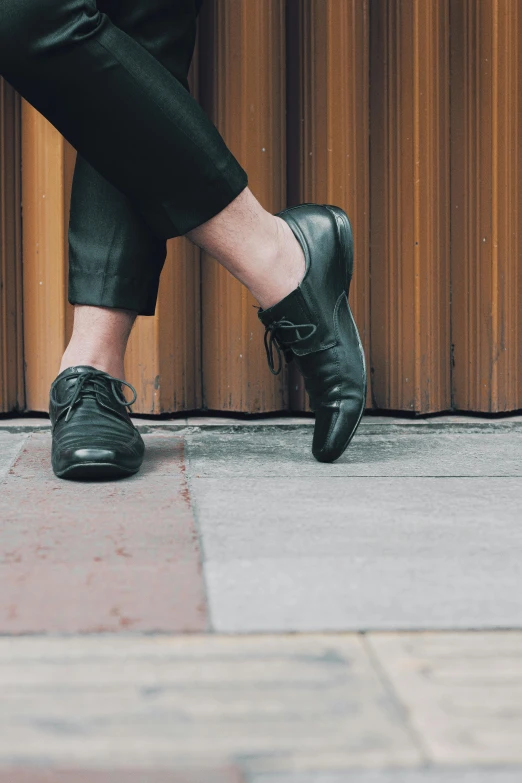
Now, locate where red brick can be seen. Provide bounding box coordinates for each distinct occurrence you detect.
[0,433,207,633]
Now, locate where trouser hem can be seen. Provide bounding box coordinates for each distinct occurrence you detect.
[140,157,249,240]
[69,163,249,315]
[68,272,160,317]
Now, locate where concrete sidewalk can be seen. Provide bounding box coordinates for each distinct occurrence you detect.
[0,416,521,780]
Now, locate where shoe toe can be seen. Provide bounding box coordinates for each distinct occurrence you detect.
[53,440,143,478]
[312,399,364,463]
[66,447,118,463]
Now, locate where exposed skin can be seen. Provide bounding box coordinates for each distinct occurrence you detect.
[58,186,306,380]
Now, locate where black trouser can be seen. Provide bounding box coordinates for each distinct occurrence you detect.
[0,0,249,315]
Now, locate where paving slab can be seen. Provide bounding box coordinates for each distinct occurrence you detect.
[195,476,522,631]
[0,432,27,479]
[185,427,522,476]
[367,632,522,765]
[0,432,206,633]
[184,426,522,632]
[0,634,420,770]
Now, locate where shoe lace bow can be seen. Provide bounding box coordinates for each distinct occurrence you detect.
[258,307,318,376]
[51,369,138,422]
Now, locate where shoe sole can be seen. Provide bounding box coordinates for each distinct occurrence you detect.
[54,462,140,480]
[318,204,368,461]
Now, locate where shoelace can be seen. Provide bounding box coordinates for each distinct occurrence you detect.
[50,369,138,422]
[260,311,318,376]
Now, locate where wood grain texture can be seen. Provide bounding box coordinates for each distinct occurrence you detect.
[370,0,451,413]
[286,0,371,412]
[450,0,522,412]
[10,2,522,416]
[21,103,74,412]
[0,79,24,413]
[198,0,288,413]
[124,34,202,415]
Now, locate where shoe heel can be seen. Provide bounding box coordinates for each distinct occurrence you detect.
[322,204,354,290]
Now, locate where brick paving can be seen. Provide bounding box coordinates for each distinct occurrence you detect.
[0,432,207,633]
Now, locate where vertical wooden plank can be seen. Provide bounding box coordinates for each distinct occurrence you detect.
[451,0,522,412]
[0,78,24,413]
[21,103,73,412]
[124,232,202,414]
[125,33,202,414]
[198,0,288,413]
[370,0,451,413]
[286,0,371,412]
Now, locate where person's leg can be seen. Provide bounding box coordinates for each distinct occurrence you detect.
[0,0,248,239]
[1,0,364,469]
[50,0,304,380]
[59,187,306,379]
[186,188,305,311]
[60,0,208,379]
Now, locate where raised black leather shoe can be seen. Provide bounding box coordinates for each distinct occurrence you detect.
[257,203,367,463]
[49,365,145,479]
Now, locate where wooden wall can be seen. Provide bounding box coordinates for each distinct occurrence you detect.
[0,0,520,415]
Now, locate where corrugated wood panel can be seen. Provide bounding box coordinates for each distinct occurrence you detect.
[14,2,522,417]
[21,103,75,412]
[370,0,451,413]
[124,233,201,413]
[124,36,202,414]
[450,0,522,412]
[0,79,24,413]
[286,0,371,412]
[198,0,288,412]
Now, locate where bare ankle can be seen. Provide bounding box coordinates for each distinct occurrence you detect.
[185,187,306,309]
[253,217,306,309]
[58,305,137,380]
[58,353,126,379]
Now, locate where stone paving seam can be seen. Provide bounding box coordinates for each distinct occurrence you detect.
[183,433,214,633]
[178,434,212,634]
[360,633,431,765]
[364,631,522,765]
[0,433,29,481]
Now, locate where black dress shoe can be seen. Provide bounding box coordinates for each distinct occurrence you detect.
[257,203,367,463]
[49,365,145,479]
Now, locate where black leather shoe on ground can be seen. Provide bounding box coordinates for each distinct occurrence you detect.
[49,365,145,479]
[257,203,367,463]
